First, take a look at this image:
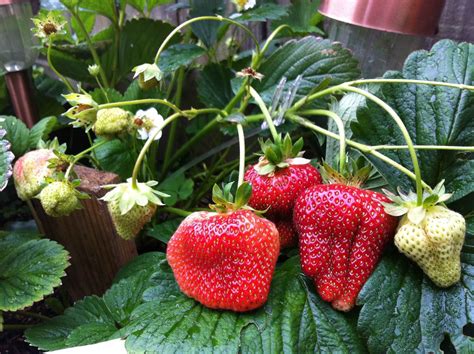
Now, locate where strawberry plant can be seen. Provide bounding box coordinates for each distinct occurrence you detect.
[0,1,473,353]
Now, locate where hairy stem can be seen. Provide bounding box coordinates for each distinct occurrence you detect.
[47,38,74,92]
[249,87,279,140]
[286,114,431,190]
[64,140,108,180]
[154,16,260,64]
[303,109,347,173]
[342,85,423,205]
[236,123,246,187]
[162,206,192,217]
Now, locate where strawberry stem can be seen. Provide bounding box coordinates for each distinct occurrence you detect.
[46,37,74,92]
[64,139,108,180]
[341,85,424,205]
[236,123,246,187]
[253,24,291,68]
[286,114,432,191]
[153,16,261,65]
[249,87,279,141]
[301,109,347,174]
[347,78,474,91]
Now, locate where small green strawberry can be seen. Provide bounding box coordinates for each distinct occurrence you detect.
[38,180,86,217]
[132,63,163,91]
[63,92,98,129]
[93,108,131,139]
[383,180,466,287]
[101,178,169,240]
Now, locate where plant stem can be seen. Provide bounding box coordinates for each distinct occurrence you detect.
[99,99,182,114]
[347,78,474,91]
[370,145,474,151]
[286,114,431,190]
[249,87,279,140]
[68,9,110,88]
[303,109,347,173]
[3,324,32,330]
[47,39,74,92]
[162,206,192,217]
[342,85,424,205]
[95,77,109,102]
[236,123,245,187]
[131,113,181,189]
[16,311,50,321]
[64,140,108,179]
[253,24,291,68]
[163,66,186,175]
[153,16,261,64]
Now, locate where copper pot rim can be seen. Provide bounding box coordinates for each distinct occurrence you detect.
[319,0,446,36]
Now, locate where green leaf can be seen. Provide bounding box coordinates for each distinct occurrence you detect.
[113,252,166,284]
[28,116,57,149]
[357,247,474,353]
[197,64,234,108]
[89,87,124,105]
[351,40,474,201]
[272,0,324,35]
[123,256,364,353]
[77,0,116,21]
[232,3,288,22]
[159,173,194,206]
[254,36,360,104]
[158,44,206,73]
[146,218,183,244]
[100,19,177,83]
[189,0,225,48]
[0,126,14,192]
[94,138,136,180]
[0,232,69,312]
[70,10,96,42]
[25,265,161,351]
[0,115,30,157]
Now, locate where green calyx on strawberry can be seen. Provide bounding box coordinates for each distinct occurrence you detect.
[132,63,163,91]
[383,180,466,287]
[254,133,310,176]
[293,163,398,311]
[93,108,132,139]
[38,179,88,217]
[63,92,98,129]
[167,185,280,312]
[209,182,256,214]
[101,178,169,240]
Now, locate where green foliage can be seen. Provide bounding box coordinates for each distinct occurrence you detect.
[197,64,234,108]
[0,124,14,191]
[146,218,183,244]
[357,245,474,353]
[159,173,194,206]
[254,37,361,103]
[232,3,289,23]
[351,40,474,203]
[159,44,206,73]
[273,0,324,35]
[26,254,364,352]
[0,231,69,312]
[93,138,137,180]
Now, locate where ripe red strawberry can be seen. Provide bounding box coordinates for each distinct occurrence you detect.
[271,218,297,249]
[294,183,397,311]
[167,183,280,312]
[244,134,322,217]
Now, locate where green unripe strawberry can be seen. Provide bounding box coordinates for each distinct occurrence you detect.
[13,149,56,200]
[38,181,82,217]
[395,206,465,287]
[107,200,157,240]
[93,108,131,139]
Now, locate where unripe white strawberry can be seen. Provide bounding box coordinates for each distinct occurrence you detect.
[395,206,465,287]
[384,181,466,288]
[13,149,56,200]
[38,181,82,217]
[93,108,131,138]
[108,200,157,240]
[101,178,169,240]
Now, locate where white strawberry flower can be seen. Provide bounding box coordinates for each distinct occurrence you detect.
[134,108,164,141]
[233,0,256,12]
